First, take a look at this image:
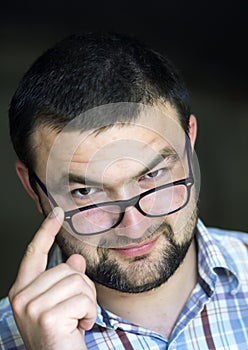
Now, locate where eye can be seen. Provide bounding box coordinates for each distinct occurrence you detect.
[71,187,98,198]
[143,169,164,179]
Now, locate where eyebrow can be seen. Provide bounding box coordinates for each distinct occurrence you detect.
[56,146,177,190]
[137,146,178,177]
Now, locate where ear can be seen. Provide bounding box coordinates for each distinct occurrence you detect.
[15,160,43,213]
[188,114,197,150]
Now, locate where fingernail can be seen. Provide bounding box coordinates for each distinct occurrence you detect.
[49,207,60,218]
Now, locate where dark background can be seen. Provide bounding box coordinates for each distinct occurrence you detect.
[1,1,247,298]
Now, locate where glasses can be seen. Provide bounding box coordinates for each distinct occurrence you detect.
[32,138,194,236]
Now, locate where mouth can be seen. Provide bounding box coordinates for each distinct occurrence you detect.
[112,235,160,258]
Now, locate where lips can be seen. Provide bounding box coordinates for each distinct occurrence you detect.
[113,235,159,258]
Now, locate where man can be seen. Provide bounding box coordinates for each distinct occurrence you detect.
[0,33,247,349]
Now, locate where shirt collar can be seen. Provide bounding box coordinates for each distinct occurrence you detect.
[196,219,240,295]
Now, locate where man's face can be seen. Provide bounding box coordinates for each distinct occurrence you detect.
[34,103,199,293]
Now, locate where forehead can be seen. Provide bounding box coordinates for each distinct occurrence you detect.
[34,103,185,177]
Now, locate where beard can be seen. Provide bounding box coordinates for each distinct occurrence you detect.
[55,208,198,294]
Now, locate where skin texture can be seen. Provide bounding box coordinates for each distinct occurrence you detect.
[10,103,198,347]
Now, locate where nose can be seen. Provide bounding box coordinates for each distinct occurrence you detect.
[114,205,152,239]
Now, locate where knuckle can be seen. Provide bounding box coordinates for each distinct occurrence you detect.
[70,273,85,289]
[86,277,97,296]
[26,299,40,318]
[82,293,97,312]
[57,262,72,273]
[10,292,26,315]
[24,242,36,257]
[39,310,55,330]
[8,285,15,301]
[83,275,97,298]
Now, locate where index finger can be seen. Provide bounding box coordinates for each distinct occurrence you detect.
[14,207,64,291]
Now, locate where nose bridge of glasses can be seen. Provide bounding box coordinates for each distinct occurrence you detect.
[115,195,149,232]
[118,192,142,214]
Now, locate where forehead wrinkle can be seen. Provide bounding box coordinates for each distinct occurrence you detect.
[51,145,177,193]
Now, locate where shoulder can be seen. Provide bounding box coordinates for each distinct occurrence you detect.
[0,297,25,349]
[208,226,248,245]
[206,226,248,280]
[197,220,248,279]
[198,219,248,253]
[208,226,248,254]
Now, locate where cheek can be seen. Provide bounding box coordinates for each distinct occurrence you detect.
[172,185,197,230]
[164,207,196,240]
[161,213,178,235]
[56,226,101,263]
[61,220,102,246]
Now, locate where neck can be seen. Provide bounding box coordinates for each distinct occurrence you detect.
[96,239,197,338]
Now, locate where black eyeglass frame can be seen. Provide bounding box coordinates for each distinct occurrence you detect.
[32,136,194,236]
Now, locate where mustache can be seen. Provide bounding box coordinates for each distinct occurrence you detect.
[97,219,174,249]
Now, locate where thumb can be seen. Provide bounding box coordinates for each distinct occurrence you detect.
[66,254,86,273]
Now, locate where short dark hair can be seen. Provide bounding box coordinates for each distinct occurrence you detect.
[9,32,191,169]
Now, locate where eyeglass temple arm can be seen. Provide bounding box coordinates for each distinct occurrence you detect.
[185,135,194,179]
[30,171,59,208]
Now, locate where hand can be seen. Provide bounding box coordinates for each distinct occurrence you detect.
[8,207,97,350]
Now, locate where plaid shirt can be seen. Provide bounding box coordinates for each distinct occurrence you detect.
[1,219,248,349]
